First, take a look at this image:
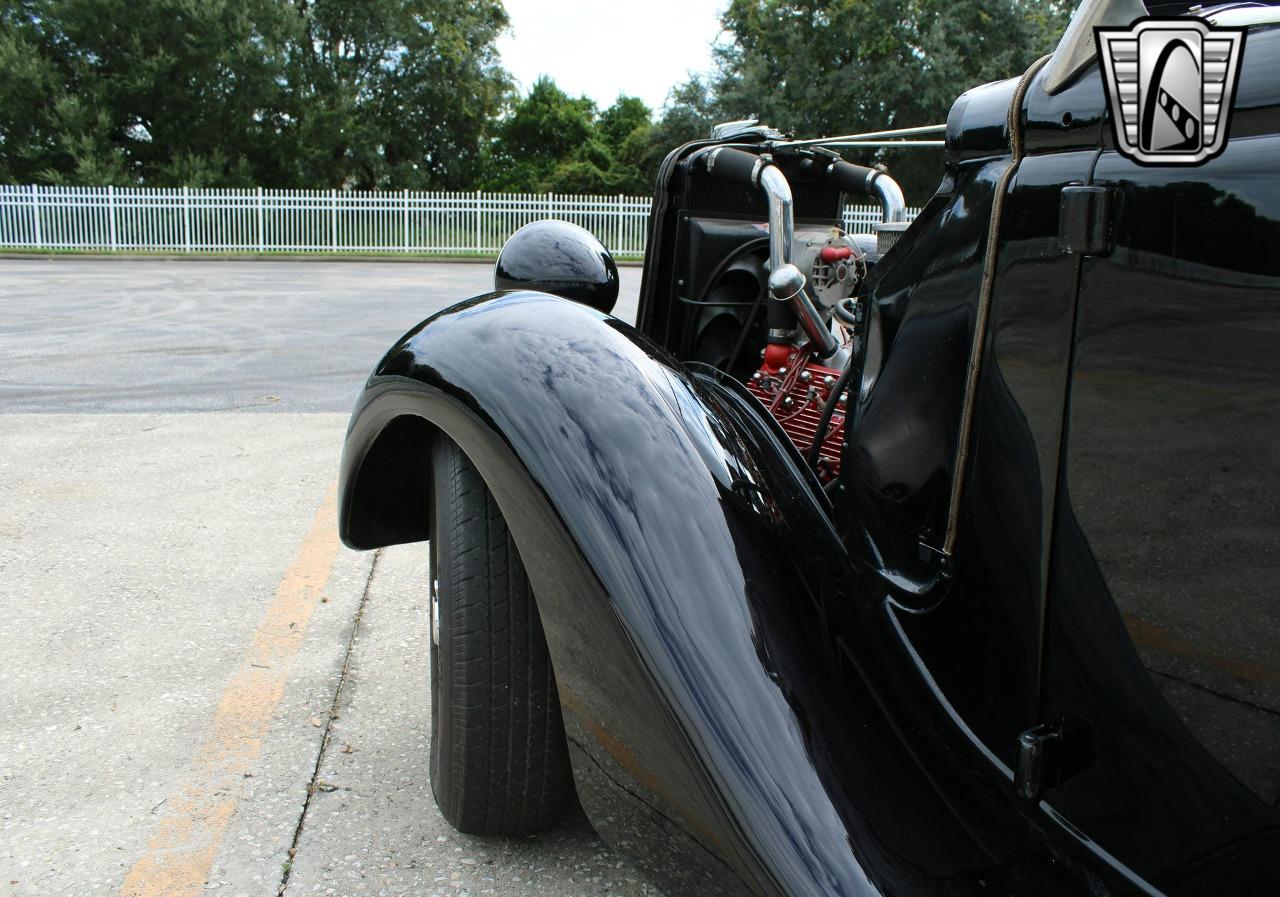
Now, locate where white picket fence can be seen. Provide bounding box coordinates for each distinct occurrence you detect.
[0,185,916,258]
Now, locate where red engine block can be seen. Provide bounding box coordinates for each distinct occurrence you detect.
[747,347,847,481]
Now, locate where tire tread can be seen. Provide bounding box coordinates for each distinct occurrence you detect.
[430,437,572,835]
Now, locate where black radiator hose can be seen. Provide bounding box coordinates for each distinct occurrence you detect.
[701,146,767,185]
[826,160,882,198]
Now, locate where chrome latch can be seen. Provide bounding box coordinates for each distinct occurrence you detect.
[1015,720,1094,803]
[1059,185,1114,256]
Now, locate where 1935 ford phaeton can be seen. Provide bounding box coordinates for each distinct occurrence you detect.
[337,1,1280,894]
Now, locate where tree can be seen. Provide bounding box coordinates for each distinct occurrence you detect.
[0,0,510,188]
[479,81,654,195]
[494,77,595,166]
[0,0,296,185]
[598,95,650,151]
[284,0,510,188]
[632,76,718,190]
[593,95,653,194]
[1,0,1075,197]
[478,76,593,190]
[659,0,1073,203]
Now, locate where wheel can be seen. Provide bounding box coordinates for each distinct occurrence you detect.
[427,435,573,835]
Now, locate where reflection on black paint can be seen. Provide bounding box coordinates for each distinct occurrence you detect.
[337,27,1280,896]
[1047,134,1280,895]
[342,287,1184,897]
[494,219,620,313]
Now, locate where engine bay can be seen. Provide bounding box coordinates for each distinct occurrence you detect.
[638,128,907,485]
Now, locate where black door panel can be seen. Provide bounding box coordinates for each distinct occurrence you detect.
[898,150,1096,765]
[1045,132,1280,895]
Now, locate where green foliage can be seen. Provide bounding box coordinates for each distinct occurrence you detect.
[0,0,509,188]
[695,0,1074,202]
[477,79,654,195]
[283,0,510,188]
[598,95,651,149]
[496,77,596,164]
[1,0,301,185]
[0,0,1074,199]
[631,76,718,189]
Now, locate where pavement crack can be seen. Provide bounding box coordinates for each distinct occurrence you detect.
[1149,666,1280,718]
[277,547,383,896]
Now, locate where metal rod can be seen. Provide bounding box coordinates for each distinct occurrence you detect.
[774,124,946,147]
[817,140,945,148]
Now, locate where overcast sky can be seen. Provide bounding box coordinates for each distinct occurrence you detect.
[495,0,727,113]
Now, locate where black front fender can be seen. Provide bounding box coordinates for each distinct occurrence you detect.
[338,291,1025,897]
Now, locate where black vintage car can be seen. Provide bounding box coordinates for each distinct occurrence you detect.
[337,1,1280,894]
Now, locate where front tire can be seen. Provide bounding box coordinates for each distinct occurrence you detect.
[428,435,573,835]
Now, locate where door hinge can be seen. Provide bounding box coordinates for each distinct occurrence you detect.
[1015,720,1094,803]
[1059,185,1114,256]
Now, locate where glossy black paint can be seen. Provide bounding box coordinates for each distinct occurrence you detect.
[885,145,1098,771]
[340,18,1280,897]
[1040,110,1280,897]
[850,25,1279,897]
[493,219,619,313]
[339,291,1140,897]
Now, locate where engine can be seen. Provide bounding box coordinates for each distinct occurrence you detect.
[747,350,850,481]
[745,226,865,482]
[691,143,904,485]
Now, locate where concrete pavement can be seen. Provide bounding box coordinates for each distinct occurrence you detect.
[280,543,659,897]
[0,258,640,412]
[0,260,655,896]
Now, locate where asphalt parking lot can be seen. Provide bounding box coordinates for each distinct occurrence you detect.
[0,259,655,896]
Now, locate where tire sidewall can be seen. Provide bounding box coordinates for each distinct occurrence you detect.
[428,439,450,812]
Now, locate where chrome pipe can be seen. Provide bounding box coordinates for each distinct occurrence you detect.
[758,164,794,271]
[873,173,907,224]
[769,264,838,359]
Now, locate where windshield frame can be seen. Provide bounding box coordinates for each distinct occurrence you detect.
[1043,0,1149,94]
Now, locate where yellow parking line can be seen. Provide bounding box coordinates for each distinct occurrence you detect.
[1124,613,1280,690]
[120,483,341,897]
